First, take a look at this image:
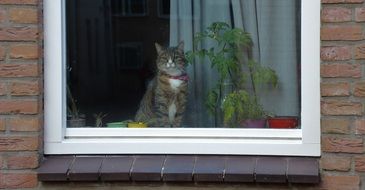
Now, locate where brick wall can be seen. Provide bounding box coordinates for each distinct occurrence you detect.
[321,0,365,189]
[0,0,365,189]
[0,0,41,189]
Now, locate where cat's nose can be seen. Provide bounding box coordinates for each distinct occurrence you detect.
[167,60,175,68]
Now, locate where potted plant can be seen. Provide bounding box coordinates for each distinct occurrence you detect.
[222,90,268,128]
[67,85,86,127]
[186,22,278,128]
[93,112,108,127]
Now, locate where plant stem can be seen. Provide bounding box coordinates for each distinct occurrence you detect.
[248,57,258,105]
[67,85,79,118]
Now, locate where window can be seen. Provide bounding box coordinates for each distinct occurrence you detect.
[44,0,320,156]
[112,0,148,17]
[158,0,170,18]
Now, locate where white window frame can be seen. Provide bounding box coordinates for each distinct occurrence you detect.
[44,0,320,156]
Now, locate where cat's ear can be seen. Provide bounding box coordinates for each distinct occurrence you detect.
[177,41,184,51]
[155,43,163,55]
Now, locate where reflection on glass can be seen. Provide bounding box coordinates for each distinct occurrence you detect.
[66,0,301,129]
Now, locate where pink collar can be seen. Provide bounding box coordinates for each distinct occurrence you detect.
[168,73,189,82]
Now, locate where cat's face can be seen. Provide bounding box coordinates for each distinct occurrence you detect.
[155,42,185,76]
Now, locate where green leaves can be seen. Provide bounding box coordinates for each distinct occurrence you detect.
[222,90,266,125]
[185,51,194,64]
[222,28,252,48]
[206,88,219,116]
[186,22,279,127]
[249,59,278,88]
[186,22,251,81]
[222,90,249,123]
[67,85,80,119]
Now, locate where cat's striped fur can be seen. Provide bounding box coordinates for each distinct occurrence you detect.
[135,42,188,127]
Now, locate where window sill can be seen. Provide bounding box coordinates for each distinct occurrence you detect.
[37,155,319,184]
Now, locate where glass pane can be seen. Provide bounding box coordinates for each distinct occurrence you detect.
[111,0,147,17]
[130,0,146,14]
[66,0,301,129]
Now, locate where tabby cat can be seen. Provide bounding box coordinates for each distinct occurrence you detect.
[135,42,188,127]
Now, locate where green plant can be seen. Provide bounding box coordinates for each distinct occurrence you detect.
[93,112,108,127]
[66,85,87,127]
[67,85,82,119]
[186,22,251,83]
[222,90,266,123]
[186,22,278,127]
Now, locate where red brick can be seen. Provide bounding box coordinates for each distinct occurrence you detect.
[321,25,363,41]
[322,7,352,22]
[10,81,39,96]
[355,7,365,22]
[0,173,37,189]
[355,156,365,171]
[0,27,38,41]
[355,119,365,134]
[354,43,365,59]
[321,63,361,78]
[0,9,5,23]
[321,175,360,190]
[322,0,364,3]
[0,155,3,168]
[7,153,38,169]
[321,82,350,96]
[0,46,5,61]
[321,46,352,61]
[0,119,5,131]
[0,82,6,96]
[8,117,39,132]
[321,119,350,134]
[322,136,363,153]
[10,44,38,59]
[321,101,362,115]
[9,8,37,24]
[0,136,38,151]
[321,156,351,171]
[0,64,38,77]
[0,100,38,114]
[354,82,365,97]
[0,0,38,5]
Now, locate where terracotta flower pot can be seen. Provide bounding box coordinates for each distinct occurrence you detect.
[268,117,298,129]
[240,119,266,128]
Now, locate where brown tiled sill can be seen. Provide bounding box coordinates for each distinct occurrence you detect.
[37,155,319,184]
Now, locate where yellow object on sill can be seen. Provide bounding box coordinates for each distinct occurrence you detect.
[128,122,147,128]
